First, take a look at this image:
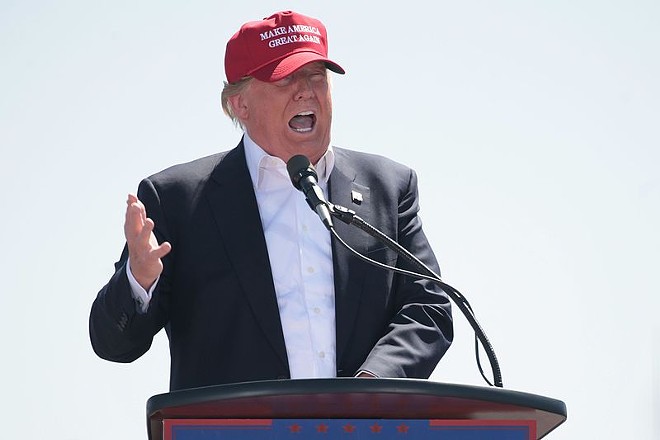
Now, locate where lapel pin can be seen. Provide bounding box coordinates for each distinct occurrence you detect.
[351,190,363,205]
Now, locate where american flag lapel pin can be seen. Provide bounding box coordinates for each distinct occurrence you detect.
[350,190,363,205]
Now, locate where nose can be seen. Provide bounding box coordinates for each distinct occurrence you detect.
[293,77,314,101]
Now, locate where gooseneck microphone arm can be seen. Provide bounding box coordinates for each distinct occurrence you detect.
[286,154,503,388]
[330,204,503,388]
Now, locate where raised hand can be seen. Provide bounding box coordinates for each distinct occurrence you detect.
[124,194,172,291]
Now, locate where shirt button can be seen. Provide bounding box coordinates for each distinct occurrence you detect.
[302,224,309,232]
[307,266,315,273]
[319,351,326,359]
[313,307,321,314]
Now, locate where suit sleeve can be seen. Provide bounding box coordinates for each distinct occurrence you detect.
[89,178,172,363]
[358,168,454,378]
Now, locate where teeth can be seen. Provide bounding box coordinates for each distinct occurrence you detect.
[289,111,315,133]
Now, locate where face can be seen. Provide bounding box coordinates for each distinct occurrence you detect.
[229,62,333,164]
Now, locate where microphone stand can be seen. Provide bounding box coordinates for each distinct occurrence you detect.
[328,204,504,388]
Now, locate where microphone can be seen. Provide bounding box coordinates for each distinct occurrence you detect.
[288,155,502,387]
[286,155,334,229]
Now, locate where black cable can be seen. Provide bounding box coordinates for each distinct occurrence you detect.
[329,205,503,388]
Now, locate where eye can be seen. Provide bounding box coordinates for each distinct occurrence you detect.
[309,70,327,82]
[274,75,293,87]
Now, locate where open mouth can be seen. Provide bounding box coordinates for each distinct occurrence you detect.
[288,111,316,133]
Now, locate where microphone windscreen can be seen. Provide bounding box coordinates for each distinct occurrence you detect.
[286,155,317,190]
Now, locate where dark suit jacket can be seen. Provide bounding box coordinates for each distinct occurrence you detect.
[89,142,453,391]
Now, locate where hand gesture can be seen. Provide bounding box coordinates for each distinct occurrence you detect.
[124,194,172,291]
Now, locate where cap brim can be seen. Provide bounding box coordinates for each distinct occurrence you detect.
[250,51,345,82]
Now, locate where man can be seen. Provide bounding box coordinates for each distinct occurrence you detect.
[89,10,453,391]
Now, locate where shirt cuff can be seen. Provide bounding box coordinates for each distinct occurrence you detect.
[126,257,159,313]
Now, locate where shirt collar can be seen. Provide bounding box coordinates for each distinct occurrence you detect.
[243,132,335,190]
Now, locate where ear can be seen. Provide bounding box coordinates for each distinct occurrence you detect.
[227,93,249,121]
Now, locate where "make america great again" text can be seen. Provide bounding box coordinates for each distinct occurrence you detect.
[260,25,322,48]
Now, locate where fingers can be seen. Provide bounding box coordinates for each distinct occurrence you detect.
[125,195,161,252]
[138,217,156,250]
[123,194,172,289]
[143,217,172,258]
[124,194,147,241]
[152,241,172,259]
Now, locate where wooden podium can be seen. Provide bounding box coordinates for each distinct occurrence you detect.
[147,379,567,440]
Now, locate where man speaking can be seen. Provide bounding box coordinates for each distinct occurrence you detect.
[89,10,453,391]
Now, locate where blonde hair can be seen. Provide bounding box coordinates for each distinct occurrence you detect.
[221,77,253,127]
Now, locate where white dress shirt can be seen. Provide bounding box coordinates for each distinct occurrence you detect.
[128,133,337,378]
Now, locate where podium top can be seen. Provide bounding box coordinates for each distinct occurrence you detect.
[147,378,567,440]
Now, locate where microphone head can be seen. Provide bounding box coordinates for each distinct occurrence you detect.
[286,154,317,190]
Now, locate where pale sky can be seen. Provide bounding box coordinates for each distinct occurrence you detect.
[1,1,658,439]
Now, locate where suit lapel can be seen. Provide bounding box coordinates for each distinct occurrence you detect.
[329,148,372,368]
[204,142,288,369]
[200,144,373,374]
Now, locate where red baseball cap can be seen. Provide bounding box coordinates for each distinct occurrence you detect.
[225,10,345,84]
